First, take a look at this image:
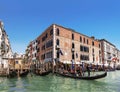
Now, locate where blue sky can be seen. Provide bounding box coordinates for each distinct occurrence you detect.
[0,0,120,54]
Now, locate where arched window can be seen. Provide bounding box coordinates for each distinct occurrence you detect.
[50,29,53,35]
[80,36,82,42]
[92,48,94,53]
[56,28,59,36]
[84,38,85,43]
[57,51,60,58]
[72,33,74,40]
[99,44,101,48]
[56,39,59,45]
[72,53,74,59]
[92,41,94,46]
[72,43,74,48]
[87,39,89,44]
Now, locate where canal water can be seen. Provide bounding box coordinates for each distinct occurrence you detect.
[0,71,120,92]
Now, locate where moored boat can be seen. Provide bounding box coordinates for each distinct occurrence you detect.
[19,70,29,77]
[35,70,51,76]
[55,72,107,80]
[8,70,29,78]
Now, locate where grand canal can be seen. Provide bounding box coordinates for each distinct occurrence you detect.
[0,71,120,92]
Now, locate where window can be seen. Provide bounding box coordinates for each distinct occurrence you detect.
[84,38,85,43]
[99,44,101,48]
[72,43,74,48]
[56,28,59,36]
[36,46,37,50]
[72,53,74,59]
[80,45,84,51]
[72,33,74,40]
[46,40,53,48]
[80,55,89,60]
[41,54,45,60]
[56,39,59,45]
[46,51,52,58]
[16,61,18,64]
[92,48,94,53]
[80,45,89,52]
[80,36,82,42]
[87,39,89,44]
[92,41,94,46]
[42,36,46,42]
[99,50,101,55]
[93,57,95,62]
[37,48,40,52]
[38,40,40,44]
[84,46,89,52]
[57,51,60,58]
[50,29,53,35]
[42,45,45,50]
[46,33,48,38]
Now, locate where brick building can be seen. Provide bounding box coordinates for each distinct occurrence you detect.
[27,24,102,65]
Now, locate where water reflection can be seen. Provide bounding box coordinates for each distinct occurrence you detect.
[0,71,120,92]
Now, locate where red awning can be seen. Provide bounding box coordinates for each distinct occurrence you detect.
[112,58,117,62]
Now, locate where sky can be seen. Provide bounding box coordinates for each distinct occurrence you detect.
[0,0,120,54]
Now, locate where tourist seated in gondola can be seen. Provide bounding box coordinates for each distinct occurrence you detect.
[75,71,79,77]
[76,66,83,76]
[70,69,75,74]
[63,70,69,74]
[79,67,83,76]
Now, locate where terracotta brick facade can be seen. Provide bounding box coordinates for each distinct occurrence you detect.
[27,24,102,65]
[36,25,53,63]
[55,25,101,64]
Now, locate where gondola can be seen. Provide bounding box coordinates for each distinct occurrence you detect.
[7,71,17,78]
[19,70,29,77]
[56,72,107,80]
[35,70,51,76]
[8,70,29,78]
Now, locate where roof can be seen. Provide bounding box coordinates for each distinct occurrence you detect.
[53,24,99,42]
[100,39,115,47]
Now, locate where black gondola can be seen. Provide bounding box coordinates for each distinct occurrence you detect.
[35,70,51,76]
[56,72,107,80]
[19,70,29,77]
[8,70,29,78]
[7,71,17,78]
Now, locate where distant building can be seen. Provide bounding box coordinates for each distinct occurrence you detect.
[100,39,119,67]
[116,49,120,65]
[27,24,101,65]
[0,21,13,68]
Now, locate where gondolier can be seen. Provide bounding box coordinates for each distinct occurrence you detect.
[86,64,90,76]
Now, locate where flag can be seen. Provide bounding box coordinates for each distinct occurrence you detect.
[108,56,111,59]
[112,57,117,61]
[71,60,74,70]
[81,62,84,73]
[76,53,78,58]
[59,49,63,55]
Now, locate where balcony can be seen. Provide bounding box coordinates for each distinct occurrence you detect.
[56,45,60,49]
[71,48,75,52]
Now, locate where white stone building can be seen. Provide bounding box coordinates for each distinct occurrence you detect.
[100,39,119,67]
[31,40,37,62]
[0,21,13,68]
